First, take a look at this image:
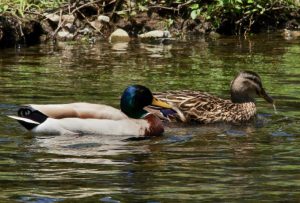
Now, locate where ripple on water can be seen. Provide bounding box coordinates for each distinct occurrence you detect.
[100,196,121,203]
[17,196,63,203]
[225,129,247,137]
[0,36,300,202]
[271,130,294,137]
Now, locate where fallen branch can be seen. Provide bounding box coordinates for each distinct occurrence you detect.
[148,5,179,11]
[177,0,196,9]
[71,0,104,14]
[52,9,64,39]
[24,11,45,17]
[244,14,255,37]
[77,9,104,37]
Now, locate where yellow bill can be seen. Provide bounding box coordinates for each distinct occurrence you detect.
[152,97,173,109]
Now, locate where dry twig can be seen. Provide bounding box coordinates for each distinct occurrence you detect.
[77,10,104,37]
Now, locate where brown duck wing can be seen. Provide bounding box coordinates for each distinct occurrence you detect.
[182,95,235,123]
[153,91,256,124]
[152,91,222,123]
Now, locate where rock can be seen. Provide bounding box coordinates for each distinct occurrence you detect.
[283,29,300,40]
[109,29,130,43]
[79,27,92,35]
[57,30,68,38]
[209,31,221,39]
[64,23,72,29]
[62,14,75,24]
[90,20,102,30]
[89,37,97,44]
[98,15,110,23]
[39,34,47,42]
[111,42,129,51]
[74,18,81,28]
[40,19,54,33]
[139,30,171,38]
[45,13,60,22]
[44,13,75,25]
[64,23,75,32]
[57,29,74,40]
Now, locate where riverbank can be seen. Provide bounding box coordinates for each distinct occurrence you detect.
[0,0,300,48]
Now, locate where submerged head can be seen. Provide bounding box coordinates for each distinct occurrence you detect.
[120,85,172,119]
[230,71,274,104]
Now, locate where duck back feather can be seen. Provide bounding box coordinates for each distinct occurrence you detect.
[152,90,257,124]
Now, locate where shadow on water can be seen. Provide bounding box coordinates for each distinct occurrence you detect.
[0,33,300,202]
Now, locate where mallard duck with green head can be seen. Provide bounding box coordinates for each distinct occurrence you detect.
[148,71,275,124]
[9,85,173,136]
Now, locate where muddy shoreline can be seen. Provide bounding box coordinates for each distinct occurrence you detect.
[1,2,300,48]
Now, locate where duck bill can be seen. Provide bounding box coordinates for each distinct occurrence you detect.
[152,97,172,109]
[260,88,274,104]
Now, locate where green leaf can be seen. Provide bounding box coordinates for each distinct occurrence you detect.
[235,5,241,10]
[257,4,263,9]
[116,10,127,17]
[191,10,197,19]
[3,5,8,11]
[217,0,224,7]
[138,4,148,12]
[130,11,137,16]
[16,8,24,17]
[247,0,254,3]
[190,9,200,19]
[260,8,265,14]
[189,4,199,10]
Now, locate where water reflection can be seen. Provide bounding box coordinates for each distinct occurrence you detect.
[34,134,150,164]
[111,42,129,52]
[0,33,300,202]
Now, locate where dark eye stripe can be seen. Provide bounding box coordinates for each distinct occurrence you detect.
[242,70,260,78]
[245,76,262,88]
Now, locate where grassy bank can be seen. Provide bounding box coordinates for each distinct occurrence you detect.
[0,0,300,47]
[0,0,64,17]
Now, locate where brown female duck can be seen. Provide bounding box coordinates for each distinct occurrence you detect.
[149,71,274,124]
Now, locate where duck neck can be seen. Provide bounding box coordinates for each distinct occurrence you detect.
[127,109,148,119]
[231,92,255,104]
[143,114,164,136]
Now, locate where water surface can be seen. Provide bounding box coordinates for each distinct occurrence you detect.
[0,33,300,202]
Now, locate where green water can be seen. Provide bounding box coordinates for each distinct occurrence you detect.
[0,33,299,202]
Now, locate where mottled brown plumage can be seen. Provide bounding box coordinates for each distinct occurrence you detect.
[151,71,274,124]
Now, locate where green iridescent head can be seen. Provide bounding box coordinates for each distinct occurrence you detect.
[120,85,172,119]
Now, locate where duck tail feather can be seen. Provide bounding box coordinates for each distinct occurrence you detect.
[18,106,48,123]
[8,115,40,130]
[8,106,49,130]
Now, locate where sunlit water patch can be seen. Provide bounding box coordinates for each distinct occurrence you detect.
[0,33,300,202]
